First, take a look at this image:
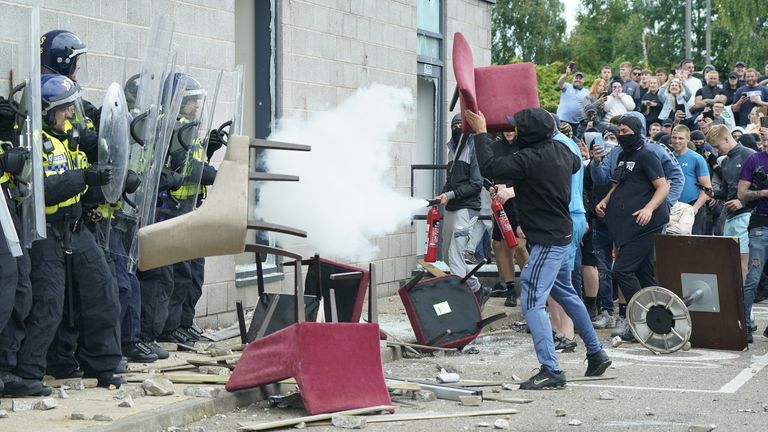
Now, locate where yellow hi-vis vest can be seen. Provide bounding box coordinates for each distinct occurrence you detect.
[42,128,88,216]
[170,117,207,200]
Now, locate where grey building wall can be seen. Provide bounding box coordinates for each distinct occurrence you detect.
[0,0,493,330]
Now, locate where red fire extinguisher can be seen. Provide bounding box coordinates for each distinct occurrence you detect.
[425,205,441,262]
[492,199,518,249]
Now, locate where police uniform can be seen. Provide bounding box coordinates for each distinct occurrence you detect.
[16,123,121,382]
[0,138,35,395]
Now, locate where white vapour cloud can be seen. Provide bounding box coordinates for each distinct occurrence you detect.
[256,84,427,262]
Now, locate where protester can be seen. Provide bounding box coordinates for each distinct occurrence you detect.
[468,107,611,390]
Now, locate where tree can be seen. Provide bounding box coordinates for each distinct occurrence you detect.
[491,0,567,65]
[710,1,768,73]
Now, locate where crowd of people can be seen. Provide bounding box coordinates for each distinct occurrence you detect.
[435,58,768,388]
[0,29,222,397]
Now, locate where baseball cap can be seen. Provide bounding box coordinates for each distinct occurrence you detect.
[574,71,584,78]
[703,64,716,73]
[735,60,746,67]
[729,72,739,79]
[662,119,673,127]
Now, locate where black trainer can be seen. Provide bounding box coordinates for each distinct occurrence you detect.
[123,341,159,363]
[115,356,130,374]
[519,367,566,390]
[555,336,577,353]
[145,341,170,359]
[490,282,508,298]
[182,326,204,341]
[763,326,768,338]
[47,368,84,380]
[158,329,195,347]
[585,349,612,377]
[747,330,754,344]
[473,286,492,310]
[504,292,517,307]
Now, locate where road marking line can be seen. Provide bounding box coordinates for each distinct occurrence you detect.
[568,383,720,393]
[717,352,768,393]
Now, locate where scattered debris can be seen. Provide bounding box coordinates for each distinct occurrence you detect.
[93,414,114,422]
[464,347,480,354]
[501,383,517,391]
[184,386,222,399]
[34,398,58,410]
[737,409,754,413]
[331,414,367,429]
[70,412,86,420]
[688,425,716,432]
[199,366,230,376]
[118,395,135,408]
[493,419,510,430]
[436,369,460,383]
[555,409,567,417]
[63,380,85,391]
[209,348,233,357]
[0,409,7,418]
[568,419,583,426]
[414,390,437,402]
[482,396,533,404]
[58,388,69,399]
[142,377,175,396]
[476,422,491,428]
[12,399,36,412]
[114,385,146,399]
[598,391,615,400]
[459,395,482,406]
[294,422,306,429]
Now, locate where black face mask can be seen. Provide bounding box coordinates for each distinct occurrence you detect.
[618,133,643,152]
[451,128,462,144]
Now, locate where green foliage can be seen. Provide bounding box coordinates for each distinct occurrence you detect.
[710,1,768,72]
[491,0,568,65]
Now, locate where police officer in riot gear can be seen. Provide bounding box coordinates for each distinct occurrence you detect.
[8,75,123,391]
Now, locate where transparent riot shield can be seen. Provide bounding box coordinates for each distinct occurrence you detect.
[231,64,246,136]
[115,16,176,271]
[98,83,131,204]
[10,7,45,249]
[0,190,22,257]
[165,70,222,216]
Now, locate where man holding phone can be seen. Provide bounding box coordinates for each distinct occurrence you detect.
[557,62,588,138]
[732,68,768,127]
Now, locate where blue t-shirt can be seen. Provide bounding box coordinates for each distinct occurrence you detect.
[732,85,768,126]
[553,132,586,215]
[675,149,709,204]
[556,83,589,124]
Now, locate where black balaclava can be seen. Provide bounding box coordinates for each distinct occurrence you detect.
[618,115,644,153]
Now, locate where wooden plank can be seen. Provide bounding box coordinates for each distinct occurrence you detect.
[385,381,422,391]
[385,341,457,351]
[165,374,230,385]
[482,395,534,404]
[43,378,98,389]
[311,408,520,426]
[238,405,395,431]
[418,260,446,277]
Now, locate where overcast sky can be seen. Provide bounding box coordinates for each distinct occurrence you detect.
[563,0,580,34]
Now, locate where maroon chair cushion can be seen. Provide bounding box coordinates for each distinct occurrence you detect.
[453,32,540,133]
[226,322,391,415]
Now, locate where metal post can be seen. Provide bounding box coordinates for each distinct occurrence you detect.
[705,0,711,65]
[685,0,692,59]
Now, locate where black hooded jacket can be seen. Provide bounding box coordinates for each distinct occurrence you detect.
[474,110,581,246]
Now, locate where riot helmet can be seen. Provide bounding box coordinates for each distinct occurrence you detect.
[40,30,88,81]
[163,72,205,120]
[41,74,85,135]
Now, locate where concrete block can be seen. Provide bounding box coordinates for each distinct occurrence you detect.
[382,258,395,283]
[394,257,407,282]
[98,0,127,22]
[126,0,150,26]
[204,282,229,315]
[87,18,114,54]
[205,255,235,284]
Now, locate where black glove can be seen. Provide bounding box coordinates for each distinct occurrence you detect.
[123,169,141,194]
[0,97,16,142]
[84,164,113,187]
[200,163,217,186]
[0,146,29,176]
[158,168,183,192]
[206,129,226,159]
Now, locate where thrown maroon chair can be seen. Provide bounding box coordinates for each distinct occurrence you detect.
[452,31,540,133]
[227,252,390,415]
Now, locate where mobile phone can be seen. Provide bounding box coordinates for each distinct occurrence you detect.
[675,103,685,113]
[704,110,714,120]
[567,61,576,71]
[601,91,607,98]
[760,116,768,128]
